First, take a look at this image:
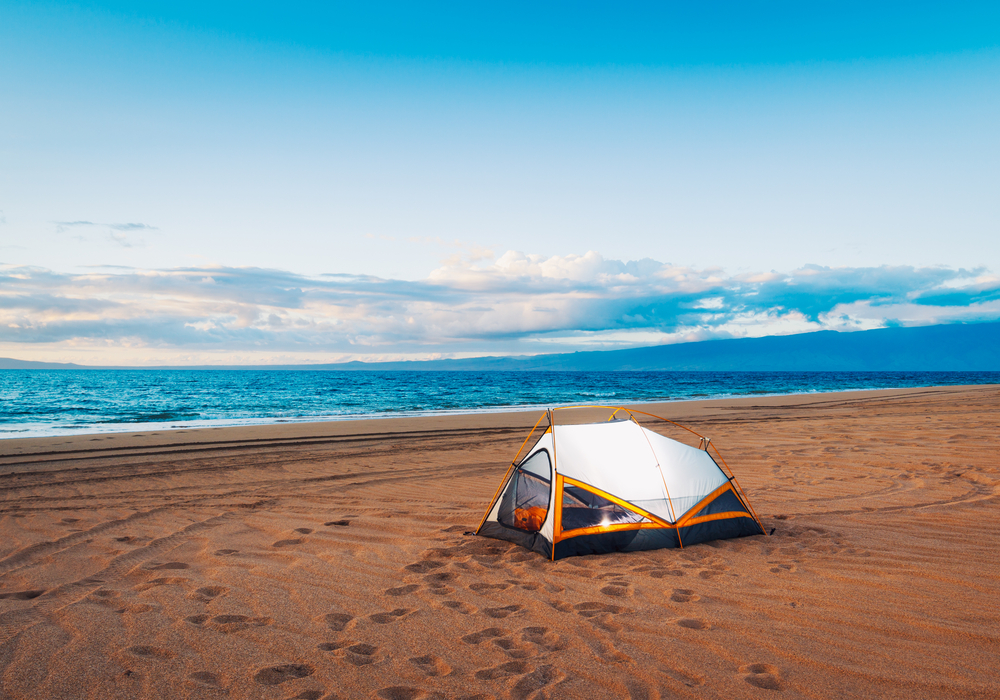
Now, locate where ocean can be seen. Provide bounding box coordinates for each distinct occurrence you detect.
[1,369,997,439]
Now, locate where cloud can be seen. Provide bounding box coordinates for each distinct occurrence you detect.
[55,221,158,232]
[0,255,997,362]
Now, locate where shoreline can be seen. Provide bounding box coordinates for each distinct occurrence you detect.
[2,382,996,448]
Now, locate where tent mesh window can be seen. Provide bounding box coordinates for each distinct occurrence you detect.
[497,450,551,532]
[561,484,651,532]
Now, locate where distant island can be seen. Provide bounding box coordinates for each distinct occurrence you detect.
[2,322,999,372]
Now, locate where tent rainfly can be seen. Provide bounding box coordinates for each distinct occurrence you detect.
[476,407,765,560]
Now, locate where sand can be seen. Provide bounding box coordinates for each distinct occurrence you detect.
[0,385,998,699]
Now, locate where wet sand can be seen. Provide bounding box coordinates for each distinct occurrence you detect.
[0,385,998,699]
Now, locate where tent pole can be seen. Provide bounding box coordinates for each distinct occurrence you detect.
[549,408,558,561]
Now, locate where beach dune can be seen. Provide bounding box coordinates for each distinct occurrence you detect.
[0,386,998,699]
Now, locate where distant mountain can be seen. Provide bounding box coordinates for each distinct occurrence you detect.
[0,358,88,369]
[2,322,998,371]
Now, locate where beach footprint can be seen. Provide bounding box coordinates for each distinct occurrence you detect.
[573,602,623,618]
[189,671,221,687]
[474,660,532,681]
[377,688,426,700]
[254,664,314,686]
[469,582,511,593]
[191,585,227,602]
[369,608,413,624]
[404,561,444,574]
[462,627,505,645]
[409,654,452,677]
[345,643,380,666]
[511,664,565,700]
[324,612,355,632]
[677,618,711,630]
[386,584,421,596]
[741,663,784,690]
[442,600,475,614]
[669,588,700,603]
[600,581,632,597]
[521,626,567,652]
[483,605,522,619]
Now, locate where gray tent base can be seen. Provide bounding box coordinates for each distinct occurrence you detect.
[478,517,764,560]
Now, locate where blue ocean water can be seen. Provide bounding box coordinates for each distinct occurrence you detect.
[0,370,997,439]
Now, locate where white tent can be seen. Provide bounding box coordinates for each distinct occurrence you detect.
[476,409,764,559]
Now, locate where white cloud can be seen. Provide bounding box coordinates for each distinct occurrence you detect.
[0,255,997,364]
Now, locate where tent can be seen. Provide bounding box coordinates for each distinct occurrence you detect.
[476,407,765,559]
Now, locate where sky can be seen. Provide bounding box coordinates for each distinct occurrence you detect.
[1,2,999,364]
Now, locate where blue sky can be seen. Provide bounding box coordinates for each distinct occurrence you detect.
[1,2,999,364]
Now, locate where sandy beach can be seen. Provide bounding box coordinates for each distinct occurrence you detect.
[0,385,998,699]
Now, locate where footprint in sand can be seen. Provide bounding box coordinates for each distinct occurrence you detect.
[318,641,350,652]
[272,538,304,548]
[191,585,227,602]
[128,646,176,659]
[649,569,685,579]
[573,602,623,618]
[769,563,797,574]
[189,671,220,686]
[253,664,314,686]
[462,627,505,645]
[214,549,239,556]
[512,664,565,699]
[324,612,355,632]
[149,562,189,570]
[345,643,380,666]
[521,626,567,652]
[670,589,700,603]
[677,618,711,630]
[325,520,351,527]
[600,582,632,598]
[492,637,535,659]
[369,608,413,624]
[469,582,511,593]
[549,601,574,613]
[377,688,426,700]
[483,605,522,619]
[404,561,444,574]
[186,614,210,625]
[0,589,45,600]
[741,663,784,690]
[386,584,421,596]
[409,654,452,677]
[294,528,314,535]
[209,614,272,631]
[443,600,475,614]
[474,660,532,681]
[291,691,326,700]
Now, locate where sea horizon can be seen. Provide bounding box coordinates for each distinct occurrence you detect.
[2,369,997,440]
